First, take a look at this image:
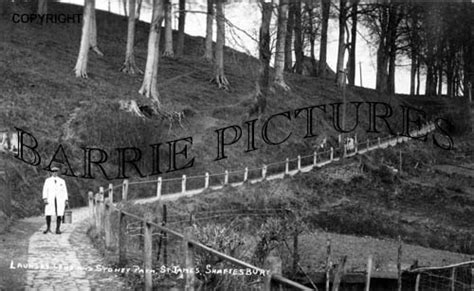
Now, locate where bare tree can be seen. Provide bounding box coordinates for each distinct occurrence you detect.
[163,0,174,57]
[318,0,330,77]
[347,0,358,86]
[336,0,349,87]
[274,0,290,90]
[176,0,186,56]
[74,0,103,78]
[285,2,295,72]
[303,0,320,77]
[293,0,303,75]
[204,0,214,61]
[256,0,273,114]
[212,0,229,89]
[138,0,165,105]
[121,0,142,74]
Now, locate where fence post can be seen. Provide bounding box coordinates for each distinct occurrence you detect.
[118,210,127,267]
[224,170,229,184]
[122,179,129,201]
[182,175,187,193]
[285,158,289,175]
[415,273,421,291]
[97,187,105,233]
[108,183,113,203]
[156,177,162,198]
[397,236,402,291]
[204,172,210,188]
[313,151,317,166]
[262,165,267,179]
[365,255,372,291]
[378,137,381,148]
[183,226,195,291]
[104,198,112,249]
[243,168,248,182]
[450,268,456,291]
[94,193,99,230]
[332,255,347,291]
[367,138,370,150]
[264,249,282,291]
[161,205,167,267]
[297,156,301,171]
[330,147,334,161]
[88,191,94,225]
[326,239,331,291]
[144,213,153,291]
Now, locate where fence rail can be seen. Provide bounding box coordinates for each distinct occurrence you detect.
[109,123,434,204]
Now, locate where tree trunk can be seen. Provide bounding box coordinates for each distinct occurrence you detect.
[336,0,348,87]
[38,0,47,15]
[437,65,443,96]
[256,0,273,115]
[138,0,165,105]
[176,0,186,56]
[204,0,214,61]
[89,0,102,56]
[259,1,272,91]
[347,0,358,86]
[123,0,128,16]
[319,0,330,77]
[410,51,416,95]
[416,61,420,95]
[74,0,94,78]
[425,63,437,96]
[308,11,317,76]
[212,0,229,89]
[163,0,174,57]
[284,2,294,73]
[386,5,399,94]
[388,44,396,94]
[136,0,142,19]
[293,0,303,75]
[376,44,389,93]
[375,6,388,93]
[274,0,290,90]
[121,0,142,74]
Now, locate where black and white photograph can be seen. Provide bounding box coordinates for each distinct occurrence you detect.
[0,0,473,290]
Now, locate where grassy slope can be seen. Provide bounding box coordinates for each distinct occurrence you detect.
[1,2,414,216]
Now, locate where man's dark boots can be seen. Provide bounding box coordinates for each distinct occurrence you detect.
[56,216,62,234]
[43,216,51,234]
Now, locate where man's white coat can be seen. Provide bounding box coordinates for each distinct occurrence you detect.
[42,176,68,216]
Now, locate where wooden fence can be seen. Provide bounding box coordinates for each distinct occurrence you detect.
[120,122,436,204]
[88,122,436,290]
[89,191,312,290]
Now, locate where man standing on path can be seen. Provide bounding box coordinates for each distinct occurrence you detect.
[42,166,68,234]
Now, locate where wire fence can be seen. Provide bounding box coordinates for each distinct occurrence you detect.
[406,261,474,291]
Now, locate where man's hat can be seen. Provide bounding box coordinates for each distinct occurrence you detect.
[51,166,60,172]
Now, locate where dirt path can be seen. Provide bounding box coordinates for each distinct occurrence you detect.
[1,207,126,290]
